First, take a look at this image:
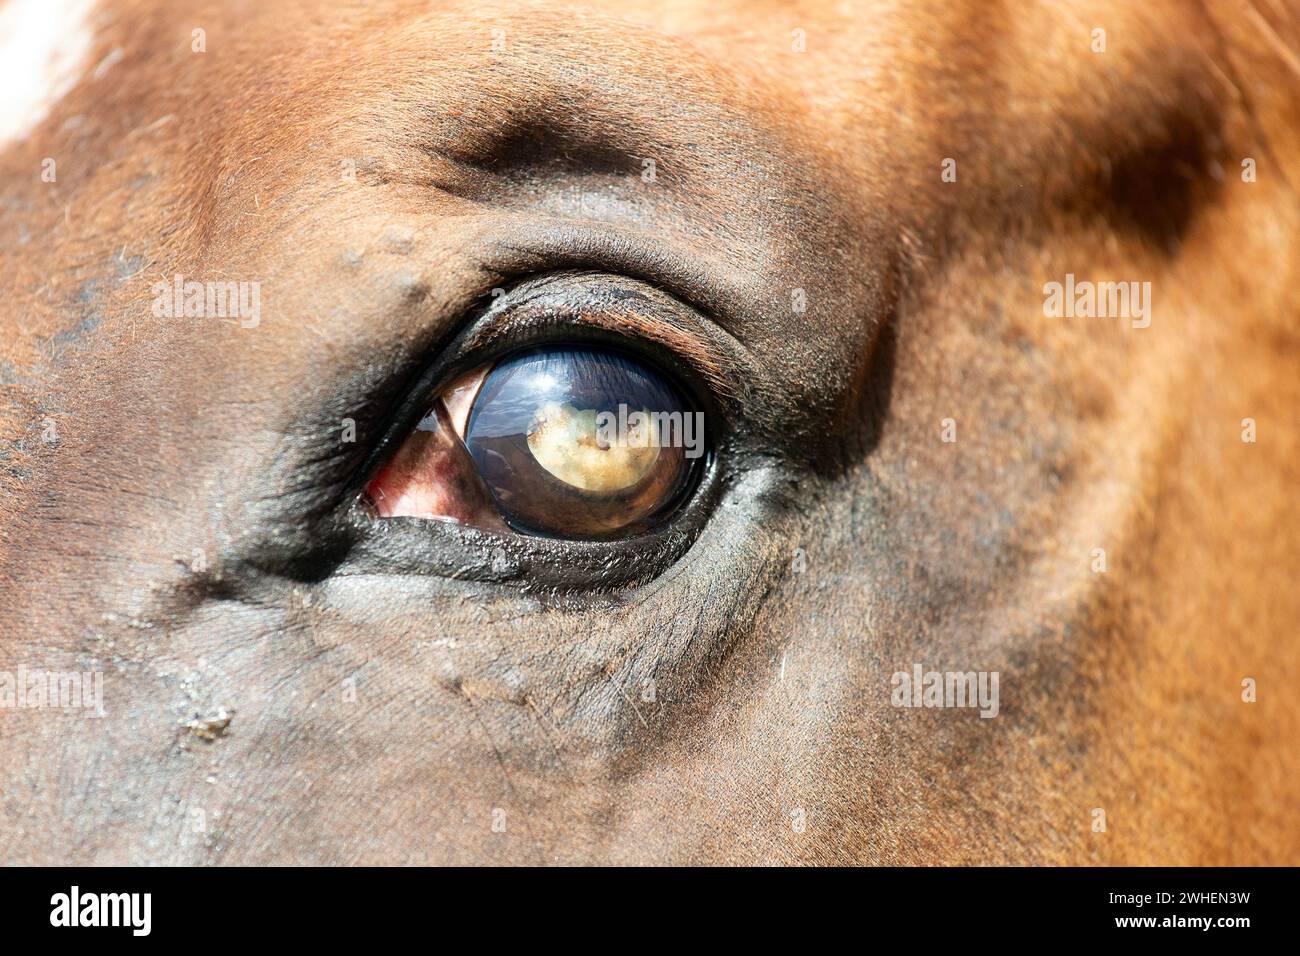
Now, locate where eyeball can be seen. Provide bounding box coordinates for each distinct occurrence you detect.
[366,345,707,541]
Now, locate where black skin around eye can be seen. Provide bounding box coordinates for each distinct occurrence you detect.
[464,346,703,540]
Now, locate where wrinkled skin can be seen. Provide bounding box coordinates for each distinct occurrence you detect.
[2,0,1299,864]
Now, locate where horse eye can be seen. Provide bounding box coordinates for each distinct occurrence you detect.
[365,345,706,540]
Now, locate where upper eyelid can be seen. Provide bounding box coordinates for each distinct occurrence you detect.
[440,271,752,412]
[461,297,734,401]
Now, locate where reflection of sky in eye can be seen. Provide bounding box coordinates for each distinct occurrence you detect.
[467,347,685,442]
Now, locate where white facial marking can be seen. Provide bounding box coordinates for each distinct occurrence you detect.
[0,0,98,148]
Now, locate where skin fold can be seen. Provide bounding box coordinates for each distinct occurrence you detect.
[1,0,1298,864]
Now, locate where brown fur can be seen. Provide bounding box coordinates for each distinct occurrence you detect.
[1,0,1298,864]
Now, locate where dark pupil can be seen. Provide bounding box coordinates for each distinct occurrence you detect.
[465,346,700,539]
